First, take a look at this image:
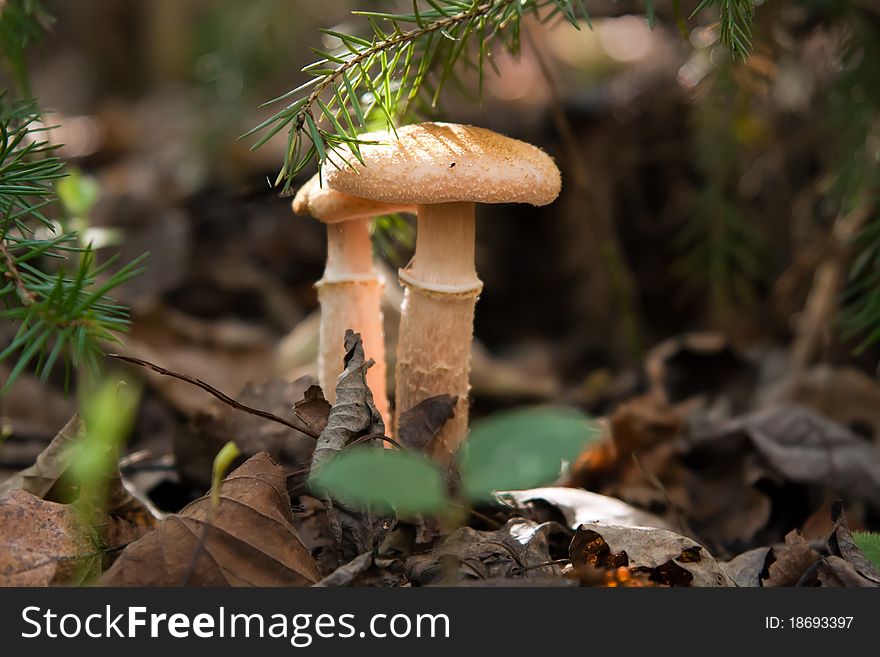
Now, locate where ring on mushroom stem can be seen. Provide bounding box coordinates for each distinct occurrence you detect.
[325,122,561,462]
[292,173,415,431]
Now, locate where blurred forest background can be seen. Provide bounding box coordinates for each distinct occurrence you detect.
[2,0,880,544]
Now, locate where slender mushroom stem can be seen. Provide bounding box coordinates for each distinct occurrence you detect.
[318,218,389,427]
[396,202,482,460]
[324,218,374,277]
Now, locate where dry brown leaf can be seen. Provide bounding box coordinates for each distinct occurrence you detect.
[308,330,387,562]
[682,404,880,550]
[310,330,385,478]
[0,490,101,586]
[0,416,84,499]
[569,523,733,587]
[814,556,879,587]
[0,414,157,560]
[100,452,320,586]
[763,530,821,587]
[704,406,880,505]
[397,394,457,452]
[570,394,683,488]
[827,501,880,584]
[721,547,771,587]
[293,385,331,436]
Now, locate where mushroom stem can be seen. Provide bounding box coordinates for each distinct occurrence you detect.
[324,218,374,279]
[396,202,482,461]
[318,218,389,427]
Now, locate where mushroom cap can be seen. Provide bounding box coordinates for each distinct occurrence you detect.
[324,122,561,207]
[292,172,415,223]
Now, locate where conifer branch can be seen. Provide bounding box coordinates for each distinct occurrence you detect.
[0,5,144,391]
[248,0,759,191]
[692,1,755,62]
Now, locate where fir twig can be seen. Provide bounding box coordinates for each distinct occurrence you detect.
[247,0,757,191]
[0,0,53,95]
[107,353,320,438]
[0,100,145,391]
[691,0,755,62]
[0,237,36,305]
[834,11,880,358]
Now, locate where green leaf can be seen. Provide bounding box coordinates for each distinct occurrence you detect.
[459,406,600,501]
[311,447,448,515]
[853,531,880,571]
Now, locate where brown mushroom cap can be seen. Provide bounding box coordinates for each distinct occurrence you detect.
[292,172,415,223]
[324,122,561,207]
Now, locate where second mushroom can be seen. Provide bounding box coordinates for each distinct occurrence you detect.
[325,122,561,460]
[293,173,414,429]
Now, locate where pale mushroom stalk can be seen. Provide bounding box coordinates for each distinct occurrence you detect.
[293,174,415,430]
[318,217,387,424]
[396,202,482,457]
[325,123,561,462]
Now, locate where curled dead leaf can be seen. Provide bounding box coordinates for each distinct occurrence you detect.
[310,330,384,480]
[397,394,457,452]
[0,416,84,499]
[827,501,880,584]
[308,331,388,562]
[100,452,320,586]
[763,530,821,587]
[814,556,879,587]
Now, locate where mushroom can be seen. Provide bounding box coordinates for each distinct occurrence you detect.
[325,122,561,459]
[293,173,414,429]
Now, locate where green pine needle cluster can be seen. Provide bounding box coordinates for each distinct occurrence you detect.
[835,11,880,357]
[0,0,52,94]
[0,1,144,392]
[0,100,145,391]
[693,0,755,62]
[247,0,758,192]
[844,213,880,353]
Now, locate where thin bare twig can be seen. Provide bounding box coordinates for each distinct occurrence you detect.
[0,238,36,305]
[448,500,504,529]
[108,353,319,438]
[346,432,406,451]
